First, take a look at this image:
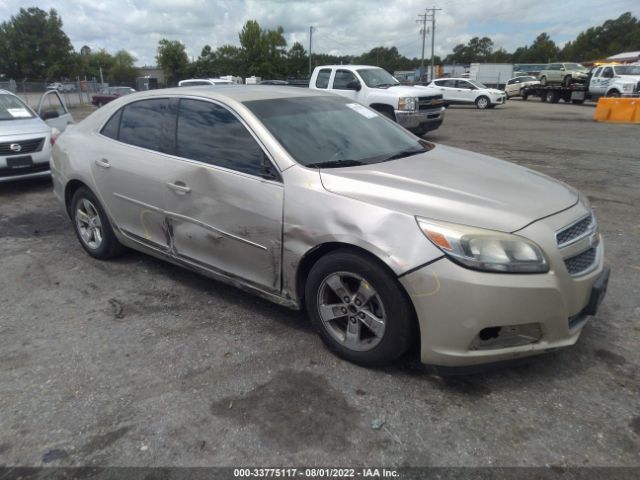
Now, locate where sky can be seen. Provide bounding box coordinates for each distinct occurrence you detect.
[1,0,639,66]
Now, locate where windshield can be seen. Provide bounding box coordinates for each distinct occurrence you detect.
[357,68,400,88]
[615,65,640,76]
[0,93,35,121]
[468,80,488,89]
[243,96,431,168]
[518,76,537,82]
[565,63,587,71]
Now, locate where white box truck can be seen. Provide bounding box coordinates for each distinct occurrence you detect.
[469,64,514,89]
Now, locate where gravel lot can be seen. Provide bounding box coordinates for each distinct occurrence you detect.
[1,99,639,468]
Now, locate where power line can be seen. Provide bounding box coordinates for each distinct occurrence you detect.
[417,7,442,81]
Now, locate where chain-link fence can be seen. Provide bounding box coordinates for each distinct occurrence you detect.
[0,79,104,108]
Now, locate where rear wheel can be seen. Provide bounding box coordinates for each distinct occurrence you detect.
[71,187,125,260]
[545,90,558,103]
[475,96,490,109]
[305,250,415,367]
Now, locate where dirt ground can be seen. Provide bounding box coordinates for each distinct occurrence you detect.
[0,98,639,468]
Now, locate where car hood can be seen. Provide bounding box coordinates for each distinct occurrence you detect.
[386,85,440,96]
[485,88,505,95]
[0,117,50,137]
[319,144,578,233]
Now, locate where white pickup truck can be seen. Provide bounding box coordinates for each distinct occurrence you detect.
[309,65,445,135]
[588,64,640,98]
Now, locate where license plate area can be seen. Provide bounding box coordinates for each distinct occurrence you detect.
[6,155,34,169]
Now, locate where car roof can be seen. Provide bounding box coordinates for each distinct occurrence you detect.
[0,89,17,96]
[316,65,384,70]
[132,85,335,102]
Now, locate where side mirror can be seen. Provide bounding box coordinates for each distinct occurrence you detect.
[41,110,60,120]
[346,80,361,91]
[560,67,565,71]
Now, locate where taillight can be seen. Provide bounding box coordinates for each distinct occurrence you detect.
[50,127,61,146]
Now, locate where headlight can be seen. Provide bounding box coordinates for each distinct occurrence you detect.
[622,83,634,92]
[398,97,417,111]
[417,218,549,273]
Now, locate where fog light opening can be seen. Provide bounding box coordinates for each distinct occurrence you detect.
[479,327,501,341]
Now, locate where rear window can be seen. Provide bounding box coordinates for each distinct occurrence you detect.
[118,99,169,152]
[0,93,35,121]
[315,69,331,89]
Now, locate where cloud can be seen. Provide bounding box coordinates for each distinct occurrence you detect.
[1,0,638,66]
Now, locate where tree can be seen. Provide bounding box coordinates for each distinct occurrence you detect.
[528,33,559,63]
[109,49,137,84]
[156,39,189,86]
[443,36,494,64]
[0,7,74,79]
[286,42,307,77]
[238,20,287,78]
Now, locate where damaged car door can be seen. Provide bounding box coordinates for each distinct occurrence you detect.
[163,98,284,292]
[36,89,74,132]
[91,98,172,249]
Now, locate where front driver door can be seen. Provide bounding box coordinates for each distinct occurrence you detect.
[163,98,284,292]
[37,90,74,132]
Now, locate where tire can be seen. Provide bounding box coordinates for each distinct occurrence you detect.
[545,91,558,103]
[607,90,621,98]
[521,93,529,101]
[563,75,572,87]
[305,249,416,367]
[572,99,584,105]
[71,187,125,260]
[539,76,547,86]
[475,96,490,109]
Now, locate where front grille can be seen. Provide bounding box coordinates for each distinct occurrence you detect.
[0,137,45,156]
[564,247,597,276]
[417,95,443,110]
[556,214,594,247]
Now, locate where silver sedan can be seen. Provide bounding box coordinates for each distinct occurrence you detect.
[51,86,609,368]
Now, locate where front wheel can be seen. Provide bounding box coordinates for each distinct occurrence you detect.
[475,96,490,109]
[607,90,621,98]
[305,250,416,367]
[71,187,125,259]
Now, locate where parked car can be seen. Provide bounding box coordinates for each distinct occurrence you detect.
[309,65,445,135]
[46,82,63,92]
[52,87,608,368]
[504,76,541,98]
[427,78,507,109]
[178,78,234,87]
[91,87,136,107]
[1,89,73,182]
[538,63,589,86]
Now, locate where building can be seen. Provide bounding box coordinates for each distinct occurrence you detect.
[136,66,165,85]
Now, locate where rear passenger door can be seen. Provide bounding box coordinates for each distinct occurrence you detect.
[90,98,172,250]
[163,98,284,292]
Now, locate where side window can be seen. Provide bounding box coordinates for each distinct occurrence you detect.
[507,79,516,85]
[333,70,357,89]
[456,80,471,89]
[593,67,602,78]
[176,99,265,177]
[434,80,446,86]
[41,92,67,116]
[315,69,332,89]
[602,67,614,78]
[100,109,122,140]
[119,99,168,152]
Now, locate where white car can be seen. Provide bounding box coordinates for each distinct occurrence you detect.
[426,78,507,109]
[504,76,541,99]
[589,64,640,98]
[178,78,234,87]
[0,89,73,182]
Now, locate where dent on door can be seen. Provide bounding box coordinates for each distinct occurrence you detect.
[37,90,74,132]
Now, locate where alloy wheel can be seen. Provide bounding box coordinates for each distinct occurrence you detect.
[75,198,103,250]
[316,272,386,352]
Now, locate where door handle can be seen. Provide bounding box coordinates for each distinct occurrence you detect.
[95,158,110,168]
[167,181,191,194]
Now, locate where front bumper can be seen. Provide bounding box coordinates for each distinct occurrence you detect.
[399,204,608,367]
[395,106,445,131]
[0,135,52,183]
[491,94,507,105]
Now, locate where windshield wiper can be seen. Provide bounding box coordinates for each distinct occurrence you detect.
[382,148,427,162]
[306,159,366,169]
[374,83,399,88]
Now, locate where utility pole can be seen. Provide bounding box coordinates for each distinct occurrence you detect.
[308,26,314,76]
[416,12,428,78]
[427,7,442,82]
